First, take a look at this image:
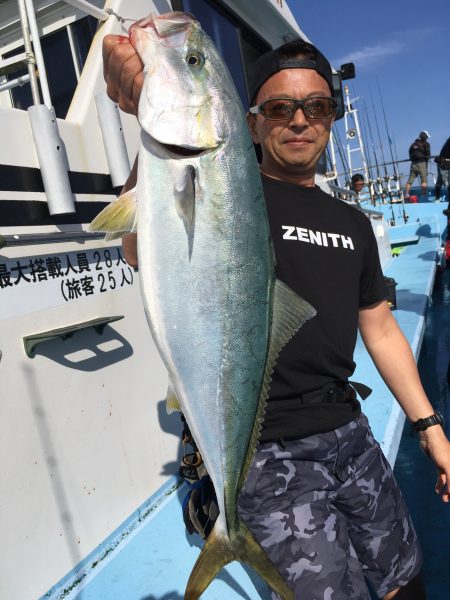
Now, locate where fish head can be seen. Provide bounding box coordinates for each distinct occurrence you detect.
[129,12,240,156]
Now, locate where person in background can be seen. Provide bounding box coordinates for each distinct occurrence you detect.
[350,172,367,201]
[434,136,450,215]
[434,165,444,202]
[405,131,431,201]
[102,32,450,600]
[350,172,365,192]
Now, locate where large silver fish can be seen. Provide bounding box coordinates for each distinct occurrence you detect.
[90,12,315,599]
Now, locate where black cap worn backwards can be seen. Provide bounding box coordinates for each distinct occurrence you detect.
[248,40,334,105]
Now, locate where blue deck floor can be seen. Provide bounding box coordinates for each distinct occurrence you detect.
[44,204,449,600]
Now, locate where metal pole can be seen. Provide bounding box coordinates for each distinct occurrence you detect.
[23,0,52,109]
[28,104,76,214]
[344,88,352,176]
[343,86,369,182]
[352,105,369,183]
[66,23,81,80]
[62,0,110,21]
[0,231,104,248]
[327,131,339,185]
[0,73,30,92]
[95,92,131,188]
[17,0,40,105]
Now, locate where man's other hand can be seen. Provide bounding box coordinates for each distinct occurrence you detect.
[102,34,144,116]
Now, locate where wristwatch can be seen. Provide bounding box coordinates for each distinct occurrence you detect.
[413,411,444,432]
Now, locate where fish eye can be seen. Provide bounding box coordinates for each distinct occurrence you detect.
[186,51,204,67]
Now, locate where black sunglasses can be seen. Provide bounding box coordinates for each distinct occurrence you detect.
[249,96,337,120]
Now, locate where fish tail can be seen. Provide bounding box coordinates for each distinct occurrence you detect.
[185,523,293,600]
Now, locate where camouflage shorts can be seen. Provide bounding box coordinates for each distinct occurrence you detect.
[238,414,422,599]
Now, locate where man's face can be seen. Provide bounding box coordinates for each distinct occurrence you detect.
[248,68,334,184]
[352,179,365,193]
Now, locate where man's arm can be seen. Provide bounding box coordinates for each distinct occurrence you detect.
[359,300,450,503]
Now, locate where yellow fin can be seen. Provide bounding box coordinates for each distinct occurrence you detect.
[88,188,137,238]
[166,380,181,414]
[185,524,294,600]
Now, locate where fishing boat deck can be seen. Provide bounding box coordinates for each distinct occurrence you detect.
[42,203,448,600]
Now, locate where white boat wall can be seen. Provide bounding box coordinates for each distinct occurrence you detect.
[0,1,308,599]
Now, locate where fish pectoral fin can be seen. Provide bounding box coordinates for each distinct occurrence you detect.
[88,188,137,238]
[240,280,316,488]
[185,524,294,600]
[270,278,316,353]
[262,279,316,410]
[166,379,181,414]
[174,165,196,258]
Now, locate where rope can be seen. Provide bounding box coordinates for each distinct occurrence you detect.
[104,9,138,24]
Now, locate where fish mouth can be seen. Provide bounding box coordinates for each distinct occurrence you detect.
[143,129,221,158]
[160,143,212,158]
[129,12,195,48]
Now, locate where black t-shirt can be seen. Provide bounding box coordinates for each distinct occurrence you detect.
[439,137,450,160]
[261,175,388,440]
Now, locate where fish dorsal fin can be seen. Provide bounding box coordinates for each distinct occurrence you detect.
[166,379,181,414]
[88,188,137,240]
[239,279,316,487]
[174,165,196,259]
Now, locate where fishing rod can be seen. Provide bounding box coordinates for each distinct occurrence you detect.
[362,98,383,204]
[369,83,392,202]
[358,97,381,204]
[390,133,408,221]
[359,98,375,182]
[365,155,440,171]
[391,132,402,186]
[376,78,398,179]
[376,78,408,222]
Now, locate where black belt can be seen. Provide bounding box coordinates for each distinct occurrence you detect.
[297,380,371,405]
[259,380,371,444]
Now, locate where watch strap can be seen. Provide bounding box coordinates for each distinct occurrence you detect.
[413,412,444,432]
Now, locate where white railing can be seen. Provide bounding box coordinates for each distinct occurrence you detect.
[1,0,130,215]
[63,0,110,21]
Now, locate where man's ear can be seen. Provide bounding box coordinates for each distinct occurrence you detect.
[246,112,260,144]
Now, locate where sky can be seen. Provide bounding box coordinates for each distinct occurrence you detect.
[289,0,450,185]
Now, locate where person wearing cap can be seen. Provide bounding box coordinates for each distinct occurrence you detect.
[405,131,431,201]
[103,32,450,600]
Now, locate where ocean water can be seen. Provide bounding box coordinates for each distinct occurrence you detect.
[394,266,450,599]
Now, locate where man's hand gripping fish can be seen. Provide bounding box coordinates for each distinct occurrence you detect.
[89,12,315,600]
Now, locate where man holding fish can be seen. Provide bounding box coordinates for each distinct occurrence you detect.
[99,13,450,600]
